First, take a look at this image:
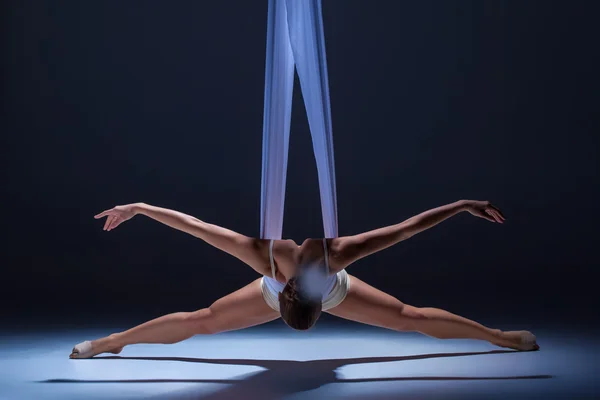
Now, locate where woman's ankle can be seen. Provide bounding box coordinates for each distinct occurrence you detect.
[491,328,504,337]
[103,333,123,350]
[488,328,506,344]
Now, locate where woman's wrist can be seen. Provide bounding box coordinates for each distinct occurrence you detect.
[131,202,147,215]
[456,199,472,211]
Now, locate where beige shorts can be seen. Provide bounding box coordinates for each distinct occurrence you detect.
[260,269,351,312]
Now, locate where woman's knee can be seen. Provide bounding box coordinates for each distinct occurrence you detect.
[395,305,428,332]
[183,308,219,335]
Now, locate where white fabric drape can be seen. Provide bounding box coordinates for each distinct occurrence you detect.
[260,0,338,241]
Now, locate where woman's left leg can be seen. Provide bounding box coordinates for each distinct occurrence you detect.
[327,274,538,351]
[70,278,279,358]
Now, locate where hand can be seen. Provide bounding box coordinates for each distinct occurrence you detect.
[94,204,139,231]
[463,200,506,223]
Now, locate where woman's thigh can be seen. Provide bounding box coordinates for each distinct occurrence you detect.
[326,274,422,331]
[206,278,281,333]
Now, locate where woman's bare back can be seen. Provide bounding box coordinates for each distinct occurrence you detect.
[268,238,331,283]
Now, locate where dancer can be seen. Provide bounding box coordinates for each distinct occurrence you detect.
[71,0,538,359]
[70,199,538,359]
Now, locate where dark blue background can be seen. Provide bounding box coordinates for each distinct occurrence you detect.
[2,1,598,328]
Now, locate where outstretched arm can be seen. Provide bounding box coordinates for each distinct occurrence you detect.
[94,203,270,275]
[329,200,505,271]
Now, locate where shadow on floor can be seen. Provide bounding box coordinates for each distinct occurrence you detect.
[41,350,551,400]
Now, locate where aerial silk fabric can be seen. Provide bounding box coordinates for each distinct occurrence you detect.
[260,0,338,241]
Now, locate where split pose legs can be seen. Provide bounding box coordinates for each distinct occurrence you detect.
[75,276,536,359]
[71,200,537,358]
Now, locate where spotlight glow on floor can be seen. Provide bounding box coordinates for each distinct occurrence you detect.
[0,326,597,399]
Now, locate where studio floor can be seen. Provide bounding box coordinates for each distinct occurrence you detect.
[0,324,597,400]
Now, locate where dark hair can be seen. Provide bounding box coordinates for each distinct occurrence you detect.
[278,276,322,330]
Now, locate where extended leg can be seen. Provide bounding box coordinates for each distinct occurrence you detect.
[327,275,538,351]
[70,278,279,358]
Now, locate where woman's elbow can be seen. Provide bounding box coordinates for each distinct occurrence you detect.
[330,237,364,265]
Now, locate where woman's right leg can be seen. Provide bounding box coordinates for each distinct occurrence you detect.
[327,275,538,351]
[70,278,279,358]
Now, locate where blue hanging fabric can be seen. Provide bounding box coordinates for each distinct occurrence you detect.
[260,0,295,240]
[260,0,338,241]
[285,0,338,239]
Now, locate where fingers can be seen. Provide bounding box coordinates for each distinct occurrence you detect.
[103,215,115,231]
[487,205,505,223]
[96,207,124,231]
[494,208,506,222]
[490,210,503,223]
[96,207,125,231]
[490,204,506,221]
[493,210,505,223]
[94,209,112,219]
[482,213,496,223]
[484,209,504,223]
[107,217,122,231]
[103,215,122,231]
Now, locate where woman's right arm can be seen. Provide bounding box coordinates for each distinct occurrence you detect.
[94,202,271,275]
[328,200,505,272]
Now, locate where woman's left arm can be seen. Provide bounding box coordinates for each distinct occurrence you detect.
[328,200,505,271]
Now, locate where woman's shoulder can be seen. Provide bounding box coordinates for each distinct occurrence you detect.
[272,238,298,251]
[271,237,327,264]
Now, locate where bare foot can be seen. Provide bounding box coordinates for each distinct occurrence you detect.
[493,330,539,351]
[69,334,124,359]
